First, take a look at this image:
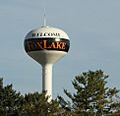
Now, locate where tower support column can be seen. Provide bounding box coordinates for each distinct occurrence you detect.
[42,64,53,101]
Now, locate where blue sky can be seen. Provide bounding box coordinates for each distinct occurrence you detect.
[0,0,120,99]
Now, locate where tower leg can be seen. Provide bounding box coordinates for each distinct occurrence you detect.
[42,64,53,101]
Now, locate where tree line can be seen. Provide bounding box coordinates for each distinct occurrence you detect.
[0,70,120,116]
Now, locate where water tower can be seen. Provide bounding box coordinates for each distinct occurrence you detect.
[24,24,70,101]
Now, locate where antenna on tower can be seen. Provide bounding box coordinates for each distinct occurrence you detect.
[43,8,46,26]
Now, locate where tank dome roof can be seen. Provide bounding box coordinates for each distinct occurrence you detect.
[25,26,69,40]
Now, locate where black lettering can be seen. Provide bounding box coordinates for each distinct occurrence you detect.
[37,33,39,36]
[32,33,36,37]
[40,33,43,36]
